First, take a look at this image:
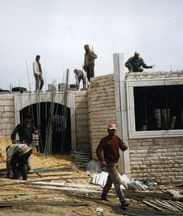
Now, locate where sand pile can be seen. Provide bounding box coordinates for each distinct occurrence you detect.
[0,136,11,164]
[31,153,75,169]
[0,136,79,173]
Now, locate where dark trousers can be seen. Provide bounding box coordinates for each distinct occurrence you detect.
[76,76,86,89]
[34,74,44,91]
[10,151,31,180]
[102,163,126,205]
[126,63,143,72]
[85,63,95,82]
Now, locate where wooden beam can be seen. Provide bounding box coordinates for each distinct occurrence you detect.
[0,201,89,208]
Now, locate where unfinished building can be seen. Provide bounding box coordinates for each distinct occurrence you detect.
[0,53,183,185]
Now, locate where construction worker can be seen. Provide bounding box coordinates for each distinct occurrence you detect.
[74,69,86,90]
[33,55,44,91]
[125,52,154,72]
[11,114,36,171]
[96,123,129,210]
[6,144,32,180]
[83,44,97,83]
[11,114,35,146]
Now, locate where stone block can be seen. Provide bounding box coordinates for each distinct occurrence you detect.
[3,106,15,112]
[76,114,88,121]
[75,102,88,109]
[0,112,14,118]
[0,100,14,106]
[75,108,88,114]
[0,118,15,124]
[76,119,88,126]
[75,96,87,103]
[0,94,14,100]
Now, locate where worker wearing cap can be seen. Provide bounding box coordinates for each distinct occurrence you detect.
[96,123,129,210]
[6,144,32,180]
[125,52,154,72]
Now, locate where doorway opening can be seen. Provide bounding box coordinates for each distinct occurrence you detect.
[20,102,71,154]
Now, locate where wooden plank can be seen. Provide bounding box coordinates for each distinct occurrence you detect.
[167,200,183,212]
[154,199,179,213]
[0,201,89,208]
[25,185,102,194]
[143,200,164,212]
[0,176,91,187]
[27,181,100,191]
[31,167,72,173]
[124,190,174,200]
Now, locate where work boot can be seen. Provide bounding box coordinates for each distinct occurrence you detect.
[120,200,129,211]
[12,174,20,179]
[27,165,31,173]
[101,194,108,201]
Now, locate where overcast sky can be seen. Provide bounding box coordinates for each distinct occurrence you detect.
[0,0,183,90]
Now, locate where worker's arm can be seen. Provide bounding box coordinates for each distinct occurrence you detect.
[141,59,153,69]
[118,137,128,151]
[125,57,133,67]
[90,51,97,59]
[11,124,20,143]
[96,139,106,166]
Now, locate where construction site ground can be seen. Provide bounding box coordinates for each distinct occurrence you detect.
[0,137,182,216]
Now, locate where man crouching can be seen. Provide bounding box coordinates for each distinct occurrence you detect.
[6,144,32,180]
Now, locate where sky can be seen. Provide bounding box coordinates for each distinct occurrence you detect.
[0,0,183,90]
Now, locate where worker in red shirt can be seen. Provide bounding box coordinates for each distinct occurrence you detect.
[96,123,129,210]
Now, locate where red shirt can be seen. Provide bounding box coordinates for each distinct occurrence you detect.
[96,135,128,163]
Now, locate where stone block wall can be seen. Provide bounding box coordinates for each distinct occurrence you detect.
[0,94,15,136]
[87,71,183,185]
[87,75,117,157]
[127,71,183,184]
[0,92,90,152]
[129,137,183,185]
[74,91,89,151]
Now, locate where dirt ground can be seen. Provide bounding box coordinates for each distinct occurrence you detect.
[0,137,181,216]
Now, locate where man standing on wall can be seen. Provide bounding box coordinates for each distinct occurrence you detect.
[96,123,129,210]
[33,55,44,91]
[125,52,154,72]
[83,44,97,83]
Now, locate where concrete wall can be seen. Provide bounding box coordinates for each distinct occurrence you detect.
[87,74,116,157]
[0,94,15,136]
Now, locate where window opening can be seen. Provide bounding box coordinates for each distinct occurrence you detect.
[134,85,183,131]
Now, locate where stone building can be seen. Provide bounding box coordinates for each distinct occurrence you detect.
[0,53,183,184]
